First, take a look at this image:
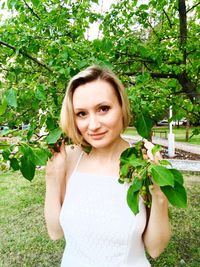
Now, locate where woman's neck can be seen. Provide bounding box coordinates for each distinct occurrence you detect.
[88,137,130,163]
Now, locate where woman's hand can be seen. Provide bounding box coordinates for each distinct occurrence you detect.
[143,139,162,164]
[143,140,166,199]
[44,140,67,240]
[142,140,171,258]
[46,140,67,180]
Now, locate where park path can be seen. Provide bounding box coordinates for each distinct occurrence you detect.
[122,134,200,155]
[122,134,200,173]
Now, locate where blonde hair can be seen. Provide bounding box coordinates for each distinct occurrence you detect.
[60,65,131,146]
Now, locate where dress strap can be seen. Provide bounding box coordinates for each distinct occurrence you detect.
[73,151,84,173]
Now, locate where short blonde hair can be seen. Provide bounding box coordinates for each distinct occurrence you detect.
[60,65,131,146]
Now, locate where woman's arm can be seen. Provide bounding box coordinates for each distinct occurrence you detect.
[44,141,67,240]
[143,140,171,258]
[143,185,171,258]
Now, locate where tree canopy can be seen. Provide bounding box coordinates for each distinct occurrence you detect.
[0,0,200,179]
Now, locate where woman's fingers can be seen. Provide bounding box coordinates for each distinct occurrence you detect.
[143,140,162,163]
[60,140,67,156]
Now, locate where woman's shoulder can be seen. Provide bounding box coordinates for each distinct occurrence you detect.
[65,144,82,161]
[64,144,83,177]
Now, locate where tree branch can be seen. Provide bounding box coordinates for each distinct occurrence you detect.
[0,40,53,72]
[178,0,187,64]
[186,1,200,13]
[22,0,41,20]
[115,51,183,65]
[113,59,154,65]
[163,9,173,28]
[124,71,178,79]
[147,19,160,40]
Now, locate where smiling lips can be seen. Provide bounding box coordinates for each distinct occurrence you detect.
[89,131,107,139]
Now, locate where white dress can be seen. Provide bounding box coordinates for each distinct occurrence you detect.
[59,151,151,267]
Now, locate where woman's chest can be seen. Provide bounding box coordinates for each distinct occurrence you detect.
[60,172,146,242]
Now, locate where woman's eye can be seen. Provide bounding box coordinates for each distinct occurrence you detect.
[76,111,86,117]
[99,106,110,113]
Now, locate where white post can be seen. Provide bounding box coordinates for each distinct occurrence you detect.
[168,106,175,157]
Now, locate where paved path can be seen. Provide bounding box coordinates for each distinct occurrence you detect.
[122,134,200,155]
[122,134,200,173]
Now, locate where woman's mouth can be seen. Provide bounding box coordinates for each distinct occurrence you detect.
[90,132,107,139]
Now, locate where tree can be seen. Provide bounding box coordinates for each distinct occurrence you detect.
[0,0,199,180]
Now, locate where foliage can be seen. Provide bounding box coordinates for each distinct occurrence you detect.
[0,0,200,180]
[119,140,187,214]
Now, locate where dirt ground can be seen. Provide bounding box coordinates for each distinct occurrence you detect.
[161,147,200,161]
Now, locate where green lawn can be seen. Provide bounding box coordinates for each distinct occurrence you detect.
[124,126,200,145]
[0,171,200,267]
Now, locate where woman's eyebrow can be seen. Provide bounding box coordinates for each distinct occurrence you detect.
[74,102,110,111]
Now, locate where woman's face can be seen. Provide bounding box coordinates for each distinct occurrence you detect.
[72,79,124,148]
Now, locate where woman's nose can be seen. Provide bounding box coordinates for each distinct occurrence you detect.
[88,115,101,130]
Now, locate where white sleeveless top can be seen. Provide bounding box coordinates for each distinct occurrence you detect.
[59,148,151,267]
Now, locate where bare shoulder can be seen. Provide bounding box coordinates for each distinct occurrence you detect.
[64,144,82,177]
[65,144,82,161]
[65,144,82,155]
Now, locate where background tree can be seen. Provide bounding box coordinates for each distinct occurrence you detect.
[0,0,199,180]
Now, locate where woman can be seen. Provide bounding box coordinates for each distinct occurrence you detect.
[45,65,171,267]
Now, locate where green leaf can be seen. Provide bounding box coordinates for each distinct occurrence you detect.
[120,147,137,164]
[10,158,20,171]
[20,155,36,181]
[151,165,174,187]
[0,97,7,116]
[7,0,17,9]
[45,128,62,144]
[46,116,56,131]
[134,112,154,140]
[190,128,200,139]
[5,89,17,108]
[27,128,34,141]
[31,0,40,7]
[35,84,46,101]
[33,148,49,166]
[130,158,146,167]
[19,143,30,155]
[131,177,143,192]
[161,182,187,208]
[127,186,140,215]
[2,148,11,160]
[169,169,184,185]
[159,159,172,166]
[151,144,161,156]
[119,163,129,177]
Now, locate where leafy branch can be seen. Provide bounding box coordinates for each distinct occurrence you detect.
[163,8,173,28]
[119,141,187,215]
[22,0,41,20]
[0,40,53,72]
[186,1,200,13]
[125,71,179,79]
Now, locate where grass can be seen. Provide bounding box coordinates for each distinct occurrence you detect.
[0,171,64,267]
[0,171,200,267]
[124,126,200,145]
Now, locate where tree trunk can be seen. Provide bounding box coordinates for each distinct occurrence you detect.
[185,120,190,142]
[177,0,198,102]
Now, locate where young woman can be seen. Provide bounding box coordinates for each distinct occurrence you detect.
[45,65,171,267]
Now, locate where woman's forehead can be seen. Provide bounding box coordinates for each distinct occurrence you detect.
[72,80,118,108]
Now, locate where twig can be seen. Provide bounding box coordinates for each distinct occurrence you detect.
[186,1,200,13]
[163,9,173,28]
[22,0,41,20]
[0,40,53,72]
